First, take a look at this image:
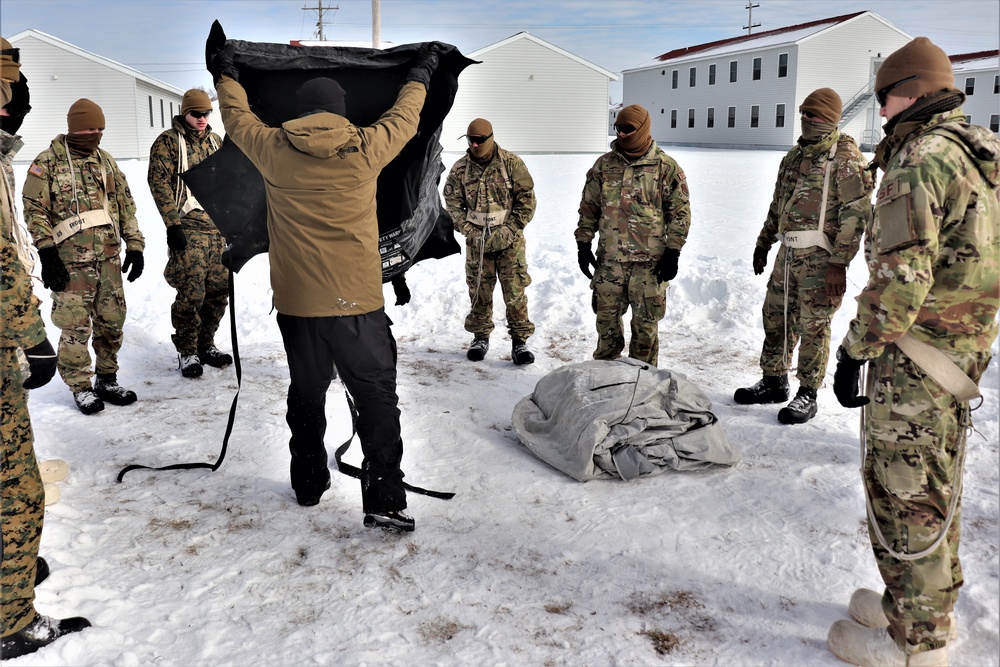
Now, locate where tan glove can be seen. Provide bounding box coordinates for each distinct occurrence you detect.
[824,263,847,298]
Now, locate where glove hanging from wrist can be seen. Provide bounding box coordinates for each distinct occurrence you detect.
[833,346,870,408]
[577,242,597,279]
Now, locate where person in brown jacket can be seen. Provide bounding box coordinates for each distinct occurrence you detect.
[206,23,438,532]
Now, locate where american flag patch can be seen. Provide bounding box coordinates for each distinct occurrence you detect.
[28,163,44,177]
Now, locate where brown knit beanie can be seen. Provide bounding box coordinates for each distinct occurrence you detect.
[466,118,495,160]
[799,88,842,124]
[181,88,212,115]
[875,37,958,100]
[1,37,20,82]
[67,98,105,132]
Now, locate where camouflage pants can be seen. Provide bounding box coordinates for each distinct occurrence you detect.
[164,228,230,355]
[51,257,127,393]
[1,348,43,637]
[760,246,843,388]
[591,259,665,366]
[464,233,534,341]
[862,344,992,653]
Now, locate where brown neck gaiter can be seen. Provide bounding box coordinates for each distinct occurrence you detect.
[615,104,653,160]
[66,132,101,157]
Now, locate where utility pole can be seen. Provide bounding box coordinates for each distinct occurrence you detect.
[302,0,339,41]
[372,0,381,49]
[744,2,761,35]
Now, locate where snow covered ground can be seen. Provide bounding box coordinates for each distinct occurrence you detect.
[10,146,999,666]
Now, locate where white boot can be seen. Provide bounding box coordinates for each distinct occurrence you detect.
[39,459,69,483]
[43,482,60,506]
[849,589,958,641]
[827,619,949,666]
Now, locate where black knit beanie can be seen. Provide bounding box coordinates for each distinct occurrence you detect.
[295,77,347,117]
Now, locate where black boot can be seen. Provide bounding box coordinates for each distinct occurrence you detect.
[199,345,233,368]
[179,354,203,378]
[511,339,535,366]
[467,337,489,362]
[734,375,789,405]
[94,373,137,406]
[1,613,91,659]
[73,388,105,415]
[777,387,818,424]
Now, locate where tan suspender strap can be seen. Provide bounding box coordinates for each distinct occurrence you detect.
[781,143,837,254]
[895,333,981,402]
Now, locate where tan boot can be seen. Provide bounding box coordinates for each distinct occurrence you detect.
[849,588,958,641]
[827,619,948,666]
[43,482,60,506]
[39,459,69,483]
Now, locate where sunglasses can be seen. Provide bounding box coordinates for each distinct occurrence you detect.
[614,124,636,135]
[0,47,19,64]
[467,133,492,145]
[875,74,919,107]
[188,110,211,119]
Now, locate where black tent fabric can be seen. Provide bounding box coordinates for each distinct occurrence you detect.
[182,38,475,275]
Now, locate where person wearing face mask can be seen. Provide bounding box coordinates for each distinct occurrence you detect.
[147,88,231,379]
[828,37,999,667]
[733,88,873,425]
[1,37,92,659]
[22,98,146,415]
[575,103,690,367]
[444,118,537,364]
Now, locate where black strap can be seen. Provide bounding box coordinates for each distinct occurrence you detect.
[117,271,241,482]
[333,391,455,500]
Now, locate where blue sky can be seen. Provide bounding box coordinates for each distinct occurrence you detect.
[3,0,998,100]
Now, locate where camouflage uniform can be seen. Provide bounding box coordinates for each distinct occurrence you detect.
[147,116,228,356]
[1,128,45,637]
[757,130,873,388]
[575,140,690,366]
[22,136,144,393]
[842,108,1000,653]
[444,146,536,341]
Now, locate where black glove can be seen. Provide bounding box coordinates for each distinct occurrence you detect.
[38,246,69,292]
[122,250,144,282]
[391,275,411,306]
[833,346,870,408]
[752,246,769,275]
[166,225,187,251]
[405,46,439,89]
[577,242,597,279]
[655,248,680,283]
[22,338,57,390]
[0,73,30,135]
[205,20,238,84]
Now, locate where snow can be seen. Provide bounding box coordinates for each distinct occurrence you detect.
[10,146,999,666]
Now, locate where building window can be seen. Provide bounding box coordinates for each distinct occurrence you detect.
[170,102,174,117]
[730,61,738,83]
[709,64,716,85]
[688,108,695,128]
[160,99,165,128]
[776,104,785,128]
[994,75,999,94]
[751,105,760,128]
[689,67,697,87]
[778,53,788,78]
[753,57,762,81]
[965,77,975,95]
[672,70,678,89]
[991,114,999,133]
[707,107,715,128]
[728,106,736,128]
[671,109,677,128]
[148,96,154,127]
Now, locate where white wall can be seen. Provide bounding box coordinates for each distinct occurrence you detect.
[956,66,1000,133]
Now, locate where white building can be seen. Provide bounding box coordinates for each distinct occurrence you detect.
[442,32,618,154]
[7,29,185,162]
[621,11,912,150]
[951,51,1000,134]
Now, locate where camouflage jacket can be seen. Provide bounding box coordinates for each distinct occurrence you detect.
[758,130,874,266]
[1,129,45,351]
[147,115,222,232]
[844,109,1000,358]
[22,136,144,264]
[444,146,536,237]
[575,140,690,263]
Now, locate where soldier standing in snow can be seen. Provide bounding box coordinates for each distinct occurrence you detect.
[444,118,537,365]
[207,22,439,532]
[734,88,873,424]
[1,37,91,659]
[147,88,232,379]
[828,37,999,667]
[575,104,690,367]
[22,98,145,415]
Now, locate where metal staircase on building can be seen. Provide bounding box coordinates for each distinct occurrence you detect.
[840,76,881,150]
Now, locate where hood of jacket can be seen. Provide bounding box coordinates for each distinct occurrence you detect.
[281,112,360,159]
[935,116,1000,188]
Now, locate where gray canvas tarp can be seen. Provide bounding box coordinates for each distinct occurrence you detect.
[511,358,741,481]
